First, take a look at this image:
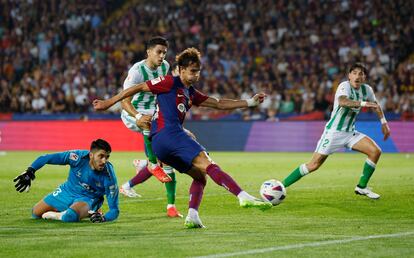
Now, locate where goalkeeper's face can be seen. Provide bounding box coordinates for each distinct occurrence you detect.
[89,149,111,171]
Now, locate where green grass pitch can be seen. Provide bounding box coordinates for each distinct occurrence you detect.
[0,151,413,257]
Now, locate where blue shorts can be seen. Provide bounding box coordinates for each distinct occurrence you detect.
[152,128,205,173]
[43,186,104,212]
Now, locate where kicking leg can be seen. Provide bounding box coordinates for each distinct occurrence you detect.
[282,152,328,187]
[192,151,272,211]
[352,136,382,199]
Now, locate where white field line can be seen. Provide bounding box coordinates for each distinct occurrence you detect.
[194,231,414,258]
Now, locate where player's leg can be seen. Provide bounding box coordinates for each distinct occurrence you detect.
[32,199,58,219]
[191,151,272,210]
[282,152,329,187]
[120,159,148,197]
[37,186,73,220]
[183,166,207,228]
[163,164,182,217]
[42,201,92,222]
[165,128,197,217]
[143,129,171,182]
[350,135,382,199]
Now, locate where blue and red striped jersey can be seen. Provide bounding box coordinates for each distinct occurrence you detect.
[146,75,208,135]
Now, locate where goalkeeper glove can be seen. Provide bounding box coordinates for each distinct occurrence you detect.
[13,167,36,193]
[90,212,106,223]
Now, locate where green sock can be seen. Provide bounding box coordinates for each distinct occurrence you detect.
[282,164,309,187]
[143,130,157,164]
[164,168,176,205]
[358,159,376,188]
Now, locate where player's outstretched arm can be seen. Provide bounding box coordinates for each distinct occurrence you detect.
[338,96,378,109]
[13,152,70,193]
[201,93,266,110]
[93,82,150,111]
[373,103,391,140]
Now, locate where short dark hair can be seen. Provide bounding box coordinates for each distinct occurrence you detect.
[349,62,367,75]
[146,36,169,50]
[90,139,111,153]
[175,47,201,69]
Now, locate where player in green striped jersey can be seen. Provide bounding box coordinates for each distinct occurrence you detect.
[119,37,182,217]
[282,63,391,199]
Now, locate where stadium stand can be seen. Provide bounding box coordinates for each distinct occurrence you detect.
[1,0,413,120]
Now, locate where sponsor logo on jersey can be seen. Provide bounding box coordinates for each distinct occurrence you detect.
[150,76,164,85]
[69,152,79,161]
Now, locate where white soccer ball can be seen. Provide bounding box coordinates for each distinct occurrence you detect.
[260,179,286,205]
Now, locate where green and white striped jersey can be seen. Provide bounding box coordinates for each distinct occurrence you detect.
[121,60,169,116]
[325,81,376,132]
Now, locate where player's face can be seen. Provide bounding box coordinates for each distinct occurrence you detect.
[89,149,110,171]
[147,45,168,68]
[180,63,201,85]
[348,68,366,88]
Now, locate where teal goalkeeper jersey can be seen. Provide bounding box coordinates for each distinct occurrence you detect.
[325,81,377,132]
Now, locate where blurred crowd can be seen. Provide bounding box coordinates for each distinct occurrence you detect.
[1,0,414,120]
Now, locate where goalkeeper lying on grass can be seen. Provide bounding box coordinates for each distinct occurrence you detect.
[13,139,119,223]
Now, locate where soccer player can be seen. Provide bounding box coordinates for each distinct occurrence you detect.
[118,36,183,217]
[13,139,119,223]
[93,47,273,228]
[282,63,391,199]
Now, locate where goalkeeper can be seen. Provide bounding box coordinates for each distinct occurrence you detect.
[13,139,119,223]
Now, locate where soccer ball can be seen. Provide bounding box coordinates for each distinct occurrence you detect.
[260,179,286,205]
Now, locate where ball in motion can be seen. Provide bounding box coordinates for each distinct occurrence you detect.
[260,179,286,205]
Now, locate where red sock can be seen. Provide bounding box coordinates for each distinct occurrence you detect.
[129,166,152,187]
[206,164,242,196]
[189,178,206,210]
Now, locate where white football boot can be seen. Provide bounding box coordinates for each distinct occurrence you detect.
[42,211,63,220]
[184,208,205,229]
[355,186,380,199]
[119,183,142,198]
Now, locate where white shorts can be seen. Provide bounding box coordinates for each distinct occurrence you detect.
[314,129,367,155]
[120,111,143,133]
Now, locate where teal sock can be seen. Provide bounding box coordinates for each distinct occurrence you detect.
[282,164,309,187]
[358,159,376,188]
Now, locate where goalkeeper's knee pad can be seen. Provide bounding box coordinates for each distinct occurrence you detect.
[61,208,79,222]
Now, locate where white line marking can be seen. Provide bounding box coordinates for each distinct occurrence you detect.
[194,231,414,258]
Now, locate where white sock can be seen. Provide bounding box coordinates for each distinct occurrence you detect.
[122,182,131,190]
[188,208,199,218]
[138,160,148,169]
[299,164,309,176]
[237,191,255,201]
[167,204,175,209]
[164,166,174,174]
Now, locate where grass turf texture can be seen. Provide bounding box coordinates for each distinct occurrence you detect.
[0,151,413,257]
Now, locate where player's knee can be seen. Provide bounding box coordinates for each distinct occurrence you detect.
[61,208,80,222]
[374,147,382,158]
[31,208,41,219]
[31,205,43,218]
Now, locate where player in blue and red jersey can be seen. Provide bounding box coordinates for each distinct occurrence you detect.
[13,139,119,223]
[93,48,272,228]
